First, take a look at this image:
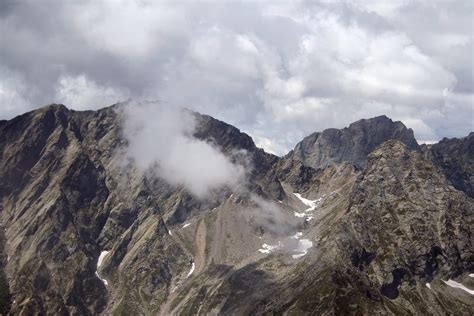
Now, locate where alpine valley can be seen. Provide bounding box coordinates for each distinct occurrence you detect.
[0,104,472,315]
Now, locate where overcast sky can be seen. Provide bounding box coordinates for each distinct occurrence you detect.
[1,0,472,154]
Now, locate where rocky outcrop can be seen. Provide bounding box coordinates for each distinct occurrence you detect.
[424,133,474,198]
[328,140,473,314]
[287,115,419,170]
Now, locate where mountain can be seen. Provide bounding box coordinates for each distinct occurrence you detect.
[0,104,472,315]
[287,115,419,170]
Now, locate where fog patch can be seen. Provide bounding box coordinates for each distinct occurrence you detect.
[249,194,302,237]
[120,101,245,198]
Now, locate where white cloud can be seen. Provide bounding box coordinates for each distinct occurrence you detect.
[236,35,259,54]
[121,101,246,198]
[0,67,33,118]
[71,1,188,60]
[55,75,130,110]
[352,0,410,18]
[399,118,437,142]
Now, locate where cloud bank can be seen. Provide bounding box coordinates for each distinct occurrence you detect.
[121,101,245,198]
[1,0,472,153]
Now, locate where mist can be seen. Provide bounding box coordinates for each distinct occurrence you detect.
[249,194,302,237]
[120,101,246,198]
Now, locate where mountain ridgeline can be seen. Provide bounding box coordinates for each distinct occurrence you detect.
[287,115,420,170]
[0,104,472,315]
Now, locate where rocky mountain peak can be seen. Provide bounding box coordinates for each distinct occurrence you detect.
[287,115,419,170]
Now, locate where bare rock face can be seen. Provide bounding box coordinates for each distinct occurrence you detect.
[424,133,474,198]
[0,104,472,315]
[329,140,473,314]
[0,105,113,314]
[287,115,419,170]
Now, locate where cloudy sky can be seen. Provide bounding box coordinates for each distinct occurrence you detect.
[1,0,472,154]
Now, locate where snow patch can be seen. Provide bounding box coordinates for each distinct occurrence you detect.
[168,230,172,236]
[182,223,191,228]
[293,193,323,221]
[293,193,321,212]
[95,250,110,286]
[292,239,313,259]
[469,273,474,278]
[443,279,474,295]
[291,232,303,239]
[258,242,282,254]
[187,262,195,278]
[95,272,108,286]
[426,283,431,290]
[97,251,109,269]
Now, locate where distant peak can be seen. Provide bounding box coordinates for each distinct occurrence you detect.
[348,115,395,127]
[289,115,419,170]
[40,103,68,112]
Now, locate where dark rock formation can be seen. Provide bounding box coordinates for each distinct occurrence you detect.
[287,115,419,170]
[424,132,474,197]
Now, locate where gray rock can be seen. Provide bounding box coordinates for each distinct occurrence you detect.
[423,132,474,197]
[287,115,419,170]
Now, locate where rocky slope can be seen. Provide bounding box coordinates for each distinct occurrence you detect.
[0,104,472,315]
[423,133,474,198]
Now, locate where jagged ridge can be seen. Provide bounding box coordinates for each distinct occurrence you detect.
[0,104,472,315]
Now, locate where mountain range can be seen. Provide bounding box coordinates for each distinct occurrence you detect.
[0,104,472,315]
